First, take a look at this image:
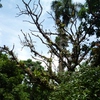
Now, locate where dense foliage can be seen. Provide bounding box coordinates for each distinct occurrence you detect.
[23,59,52,100]
[0,53,30,100]
[1,53,100,99]
[50,65,100,100]
[0,53,52,100]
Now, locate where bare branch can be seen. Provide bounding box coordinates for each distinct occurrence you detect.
[31,32,49,46]
[63,28,74,43]
[0,45,18,63]
[38,0,43,19]
[23,20,35,24]
[47,11,55,21]
[16,0,95,72]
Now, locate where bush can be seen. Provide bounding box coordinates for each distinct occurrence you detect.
[49,65,100,100]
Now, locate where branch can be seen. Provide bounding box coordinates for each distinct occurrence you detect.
[47,11,56,22]
[17,0,65,60]
[31,32,49,46]
[0,45,58,90]
[0,45,18,63]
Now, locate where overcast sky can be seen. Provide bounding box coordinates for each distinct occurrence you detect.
[0,0,85,60]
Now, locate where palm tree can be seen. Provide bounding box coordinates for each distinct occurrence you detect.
[51,0,79,26]
[51,0,83,72]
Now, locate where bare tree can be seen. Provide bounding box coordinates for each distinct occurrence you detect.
[16,0,95,72]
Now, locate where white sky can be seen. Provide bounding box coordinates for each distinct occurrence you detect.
[0,0,85,60]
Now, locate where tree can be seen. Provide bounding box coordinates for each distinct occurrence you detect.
[79,0,100,37]
[0,52,52,99]
[0,0,100,99]
[51,0,81,26]
[0,45,58,92]
[51,0,83,72]
[15,0,97,72]
[0,53,30,100]
[78,0,100,67]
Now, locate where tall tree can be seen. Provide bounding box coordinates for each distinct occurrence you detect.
[51,0,83,72]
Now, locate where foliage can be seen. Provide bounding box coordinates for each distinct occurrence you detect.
[49,65,100,100]
[22,59,52,100]
[0,53,52,100]
[51,0,82,26]
[79,0,100,37]
[78,0,100,66]
[1,52,100,100]
[78,0,100,37]
[0,53,30,100]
